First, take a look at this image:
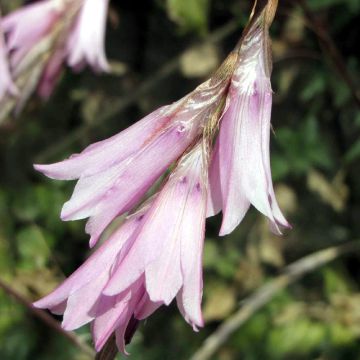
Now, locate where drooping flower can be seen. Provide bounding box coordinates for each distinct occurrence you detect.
[34,141,209,352]
[0,0,110,120]
[34,54,236,247]
[34,0,290,355]
[207,0,290,235]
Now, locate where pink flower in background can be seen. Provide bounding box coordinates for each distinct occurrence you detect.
[35,72,230,247]
[35,142,208,352]
[207,14,290,235]
[1,0,109,101]
[0,14,17,99]
[2,0,63,68]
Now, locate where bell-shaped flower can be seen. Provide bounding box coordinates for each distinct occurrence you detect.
[207,5,290,235]
[35,62,232,247]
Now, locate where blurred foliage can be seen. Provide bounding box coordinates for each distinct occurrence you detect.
[0,0,360,359]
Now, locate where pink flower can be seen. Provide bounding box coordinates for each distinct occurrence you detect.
[35,70,230,247]
[34,142,208,352]
[0,14,17,99]
[34,2,290,354]
[207,11,291,235]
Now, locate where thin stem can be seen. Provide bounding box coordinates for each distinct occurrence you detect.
[0,278,95,358]
[190,240,360,360]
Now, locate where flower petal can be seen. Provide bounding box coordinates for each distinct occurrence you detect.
[67,0,109,72]
[34,106,172,180]
[33,210,145,310]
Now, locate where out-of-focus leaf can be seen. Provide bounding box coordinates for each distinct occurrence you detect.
[203,282,236,321]
[273,116,333,179]
[345,139,360,163]
[166,0,210,34]
[16,225,53,270]
[323,266,353,299]
[180,43,220,78]
[267,319,326,356]
[307,169,349,212]
[300,73,326,102]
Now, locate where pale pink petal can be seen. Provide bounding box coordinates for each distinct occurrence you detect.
[134,292,162,321]
[104,144,207,310]
[61,117,200,246]
[206,140,222,217]
[211,20,290,236]
[62,270,108,331]
[67,0,109,72]
[34,106,172,180]
[217,91,252,235]
[33,210,146,309]
[92,281,142,352]
[179,173,206,328]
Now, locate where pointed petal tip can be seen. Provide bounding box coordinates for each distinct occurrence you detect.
[269,217,292,236]
[33,163,46,173]
[218,220,236,237]
[89,236,98,248]
[59,208,71,221]
[32,300,43,309]
[33,163,62,180]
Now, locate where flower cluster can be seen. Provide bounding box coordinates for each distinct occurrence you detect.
[0,0,109,121]
[33,0,289,354]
